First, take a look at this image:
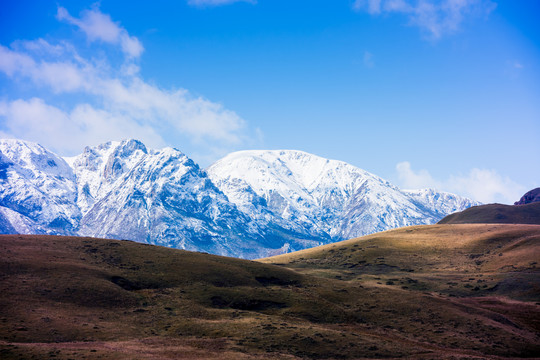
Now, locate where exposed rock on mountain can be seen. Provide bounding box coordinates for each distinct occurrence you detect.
[0,139,478,258]
[207,150,479,241]
[0,139,80,234]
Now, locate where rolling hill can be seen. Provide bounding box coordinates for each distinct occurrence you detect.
[1,224,539,359]
[438,201,540,225]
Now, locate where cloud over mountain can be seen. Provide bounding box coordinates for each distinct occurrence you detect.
[0,5,250,157]
[396,161,525,204]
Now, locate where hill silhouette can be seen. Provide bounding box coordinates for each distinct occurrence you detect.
[438,202,540,225]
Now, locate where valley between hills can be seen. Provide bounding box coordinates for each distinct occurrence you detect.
[1,223,539,359]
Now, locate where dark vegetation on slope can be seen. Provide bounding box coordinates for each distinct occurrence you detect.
[438,202,540,225]
[1,225,540,359]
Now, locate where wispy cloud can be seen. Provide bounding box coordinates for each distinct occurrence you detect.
[56,6,143,58]
[363,51,375,68]
[353,0,497,39]
[396,161,525,204]
[0,5,250,156]
[0,43,89,93]
[513,62,523,69]
[187,0,256,7]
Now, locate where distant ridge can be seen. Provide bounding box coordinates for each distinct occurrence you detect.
[439,188,540,225]
[515,187,540,205]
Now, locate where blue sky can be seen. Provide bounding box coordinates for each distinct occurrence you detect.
[0,0,538,204]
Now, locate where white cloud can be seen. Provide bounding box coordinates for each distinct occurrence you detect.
[0,98,164,154]
[0,44,89,93]
[396,161,525,204]
[447,168,525,205]
[0,45,35,77]
[0,6,251,157]
[396,161,440,189]
[188,0,256,7]
[353,0,497,39]
[56,6,143,58]
[16,38,67,56]
[98,78,246,143]
[353,0,383,14]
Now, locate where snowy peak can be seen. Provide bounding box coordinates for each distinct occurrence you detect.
[212,150,378,193]
[70,140,270,258]
[67,139,154,214]
[0,139,75,181]
[207,149,479,241]
[0,139,479,259]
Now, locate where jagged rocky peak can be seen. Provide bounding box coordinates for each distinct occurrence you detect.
[93,139,149,181]
[75,141,269,258]
[115,139,148,157]
[67,139,155,214]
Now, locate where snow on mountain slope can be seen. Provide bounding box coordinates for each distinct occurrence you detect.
[403,188,479,218]
[0,139,479,258]
[69,140,284,258]
[0,139,80,233]
[0,206,50,234]
[207,150,373,239]
[65,140,149,215]
[207,150,478,240]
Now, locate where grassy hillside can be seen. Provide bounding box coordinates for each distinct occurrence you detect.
[438,202,540,225]
[262,223,540,297]
[1,225,540,359]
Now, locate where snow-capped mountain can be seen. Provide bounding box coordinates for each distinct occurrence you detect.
[0,139,479,258]
[67,140,289,258]
[0,139,80,234]
[207,150,479,241]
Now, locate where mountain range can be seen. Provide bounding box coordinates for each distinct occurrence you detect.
[0,138,479,258]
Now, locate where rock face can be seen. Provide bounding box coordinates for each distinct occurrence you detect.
[0,139,479,258]
[514,188,540,205]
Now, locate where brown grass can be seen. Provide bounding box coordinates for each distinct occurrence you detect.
[438,202,540,225]
[1,225,539,359]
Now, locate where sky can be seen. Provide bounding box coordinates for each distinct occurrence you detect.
[0,0,538,204]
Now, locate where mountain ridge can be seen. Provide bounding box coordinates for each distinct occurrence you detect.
[207,149,478,241]
[0,138,479,258]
